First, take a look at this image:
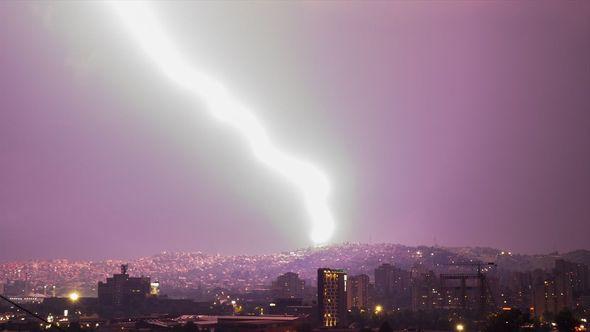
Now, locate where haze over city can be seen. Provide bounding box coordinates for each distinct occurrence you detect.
[2,1,590,263]
[3,2,590,332]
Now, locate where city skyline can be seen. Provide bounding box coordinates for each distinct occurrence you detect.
[2,1,590,261]
[2,242,588,331]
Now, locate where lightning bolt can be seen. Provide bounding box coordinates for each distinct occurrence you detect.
[109,2,335,244]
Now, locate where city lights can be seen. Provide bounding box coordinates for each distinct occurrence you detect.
[2,244,589,330]
[0,2,589,332]
[108,1,335,244]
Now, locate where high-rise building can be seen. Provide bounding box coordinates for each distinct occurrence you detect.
[374,263,395,296]
[98,264,151,306]
[554,259,589,296]
[411,266,439,312]
[318,268,347,328]
[502,271,533,311]
[347,274,370,310]
[532,278,573,318]
[374,263,411,308]
[3,280,27,297]
[272,272,305,299]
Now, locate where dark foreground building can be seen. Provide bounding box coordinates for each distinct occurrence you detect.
[98,264,150,306]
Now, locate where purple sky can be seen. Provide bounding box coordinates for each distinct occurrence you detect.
[1,2,589,261]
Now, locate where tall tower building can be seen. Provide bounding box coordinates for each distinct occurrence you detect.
[532,278,574,318]
[374,263,395,296]
[318,268,347,328]
[374,263,411,307]
[347,274,370,310]
[554,259,589,296]
[411,267,440,312]
[272,272,305,299]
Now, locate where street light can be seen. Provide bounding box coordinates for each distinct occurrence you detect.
[456,323,465,331]
[374,305,383,314]
[68,292,80,302]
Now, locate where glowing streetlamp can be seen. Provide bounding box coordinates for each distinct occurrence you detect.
[374,305,383,314]
[68,292,80,302]
[455,323,465,331]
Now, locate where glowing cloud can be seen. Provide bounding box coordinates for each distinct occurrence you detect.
[109,2,335,244]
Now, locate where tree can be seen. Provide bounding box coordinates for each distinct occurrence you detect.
[555,309,577,332]
[183,321,198,332]
[379,321,393,332]
[67,321,83,332]
[483,309,528,332]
